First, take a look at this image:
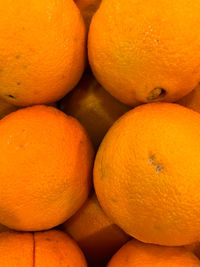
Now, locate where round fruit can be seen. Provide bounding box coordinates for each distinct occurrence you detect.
[88,0,200,106]
[0,230,87,266]
[107,239,200,267]
[94,102,200,246]
[177,84,200,113]
[0,0,86,106]
[60,193,130,266]
[0,105,94,231]
[60,70,130,150]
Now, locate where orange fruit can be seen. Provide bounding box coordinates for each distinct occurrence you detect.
[177,84,200,113]
[34,230,87,267]
[0,231,33,266]
[0,230,87,266]
[0,98,18,119]
[74,0,101,29]
[60,193,130,266]
[107,239,200,267]
[0,105,94,231]
[88,0,200,106]
[60,70,131,150]
[94,102,200,246]
[0,0,86,107]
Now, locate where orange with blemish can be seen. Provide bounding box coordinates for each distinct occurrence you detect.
[0,0,86,106]
[94,102,200,246]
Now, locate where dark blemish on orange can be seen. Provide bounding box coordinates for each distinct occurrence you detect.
[148,155,164,173]
[7,95,15,99]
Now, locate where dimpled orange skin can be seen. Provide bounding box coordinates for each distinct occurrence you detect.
[60,70,131,150]
[74,0,101,28]
[0,105,94,231]
[107,239,200,267]
[0,230,87,267]
[88,0,200,106]
[0,0,86,107]
[60,193,130,267]
[177,84,200,113]
[94,102,200,246]
[34,230,87,267]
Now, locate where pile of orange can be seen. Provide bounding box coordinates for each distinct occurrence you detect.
[1,0,200,266]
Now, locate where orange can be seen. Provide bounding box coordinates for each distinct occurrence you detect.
[94,102,200,246]
[0,98,18,119]
[177,84,200,113]
[60,193,130,266]
[0,230,87,266]
[0,231,33,266]
[88,0,200,106]
[0,105,94,231]
[0,0,86,106]
[107,239,200,267]
[74,0,101,29]
[60,70,130,150]
[34,230,87,267]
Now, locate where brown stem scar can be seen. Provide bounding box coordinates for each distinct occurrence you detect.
[147,88,166,101]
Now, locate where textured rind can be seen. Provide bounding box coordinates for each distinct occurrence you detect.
[107,239,200,266]
[89,0,200,105]
[94,102,200,246]
[0,0,86,106]
[0,231,33,267]
[0,105,94,231]
[0,230,87,266]
[34,230,87,267]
